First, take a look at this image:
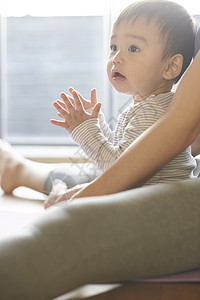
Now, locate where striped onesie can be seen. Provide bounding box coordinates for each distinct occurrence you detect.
[71,92,196,185]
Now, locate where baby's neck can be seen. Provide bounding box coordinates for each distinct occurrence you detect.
[133,85,173,104]
[133,90,172,105]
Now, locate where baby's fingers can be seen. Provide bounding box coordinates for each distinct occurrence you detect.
[71,90,85,112]
[91,102,101,118]
[90,88,98,106]
[60,93,75,113]
[69,87,83,102]
[56,100,66,110]
[57,112,64,118]
[53,100,66,114]
[50,119,67,128]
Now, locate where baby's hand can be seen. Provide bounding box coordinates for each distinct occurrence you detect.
[69,87,98,111]
[50,89,101,133]
[44,182,85,209]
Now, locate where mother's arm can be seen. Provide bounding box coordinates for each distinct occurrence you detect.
[75,51,200,198]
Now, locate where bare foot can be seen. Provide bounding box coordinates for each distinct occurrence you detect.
[0,140,52,194]
[0,140,26,193]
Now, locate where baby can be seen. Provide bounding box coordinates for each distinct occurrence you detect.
[46,0,197,208]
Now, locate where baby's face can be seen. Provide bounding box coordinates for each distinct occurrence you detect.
[107,17,171,101]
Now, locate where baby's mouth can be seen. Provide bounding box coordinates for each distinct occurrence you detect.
[112,71,126,80]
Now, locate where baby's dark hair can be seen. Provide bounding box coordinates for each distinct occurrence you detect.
[114,0,197,82]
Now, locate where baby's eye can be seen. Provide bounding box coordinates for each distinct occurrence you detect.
[128,45,139,53]
[110,44,117,52]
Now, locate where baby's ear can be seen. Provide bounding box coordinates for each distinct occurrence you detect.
[163,54,183,81]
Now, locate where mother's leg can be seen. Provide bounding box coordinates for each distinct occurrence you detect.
[0,179,200,300]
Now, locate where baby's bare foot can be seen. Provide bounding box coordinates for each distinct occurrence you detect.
[0,140,26,193]
[0,140,57,194]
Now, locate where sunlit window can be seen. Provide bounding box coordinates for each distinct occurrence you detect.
[0,0,110,144]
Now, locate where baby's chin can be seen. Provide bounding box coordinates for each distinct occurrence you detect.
[110,84,134,95]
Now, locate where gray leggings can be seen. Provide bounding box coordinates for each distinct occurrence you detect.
[43,163,102,194]
[0,165,200,299]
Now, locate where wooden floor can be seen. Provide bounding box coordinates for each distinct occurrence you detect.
[0,188,200,300]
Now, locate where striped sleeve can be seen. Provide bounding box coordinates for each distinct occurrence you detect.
[71,101,162,172]
[71,92,196,182]
[86,109,114,143]
[98,111,114,143]
[71,118,118,172]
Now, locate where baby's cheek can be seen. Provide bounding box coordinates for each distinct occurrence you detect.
[106,61,112,77]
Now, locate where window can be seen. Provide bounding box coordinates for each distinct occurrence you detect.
[0,0,110,145]
[0,0,200,146]
[1,15,106,144]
